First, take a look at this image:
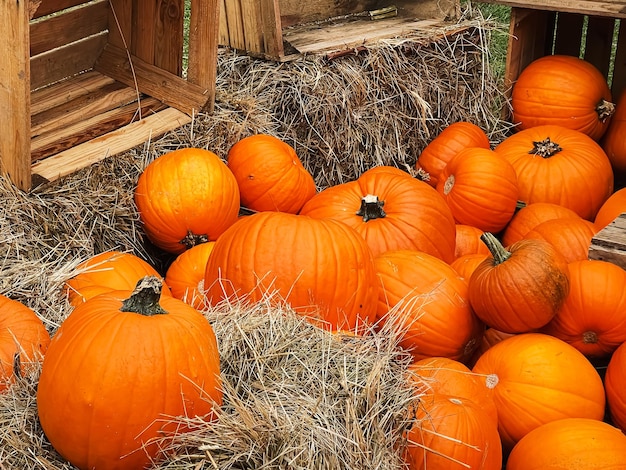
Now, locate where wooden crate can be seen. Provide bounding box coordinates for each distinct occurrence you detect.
[589,212,626,269]
[218,0,462,60]
[0,0,220,191]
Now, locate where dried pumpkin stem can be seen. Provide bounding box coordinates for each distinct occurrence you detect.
[180,230,209,249]
[120,276,167,316]
[528,137,562,158]
[356,194,386,221]
[597,98,616,122]
[480,232,511,265]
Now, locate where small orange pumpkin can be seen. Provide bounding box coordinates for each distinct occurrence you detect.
[454,224,491,259]
[602,89,626,172]
[449,253,489,281]
[594,186,626,230]
[523,216,597,263]
[165,242,215,310]
[502,202,581,246]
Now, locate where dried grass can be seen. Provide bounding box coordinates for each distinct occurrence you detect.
[0,10,507,469]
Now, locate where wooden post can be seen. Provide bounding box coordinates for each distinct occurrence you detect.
[0,2,31,190]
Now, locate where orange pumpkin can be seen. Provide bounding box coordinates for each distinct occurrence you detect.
[523,216,597,263]
[37,277,222,470]
[64,251,172,307]
[511,55,614,141]
[594,186,626,230]
[300,166,456,262]
[541,259,626,358]
[226,134,317,213]
[134,148,240,254]
[507,418,626,469]
[0,295,50,392]
[494,125,614,220]
[204,211,378,333]
[502,202,581,246]
[404,394,502,470]
[468,233,570,333]
[605,340,626,432]
[437,147,519,232]
[602,89,626,172]
[469,327,515,366]
[165,242,215,310]
[472,333,606,452]
[449,253,489,281]
[374,250,483,363]
[415,121,491,187]
[454,224,491,259]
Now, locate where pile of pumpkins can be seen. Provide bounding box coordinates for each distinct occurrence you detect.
[3,54,626,469]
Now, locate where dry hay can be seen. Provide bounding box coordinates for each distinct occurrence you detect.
[0,8,508,469]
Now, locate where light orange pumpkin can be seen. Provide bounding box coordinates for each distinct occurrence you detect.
[502,202,581,246]
[165,242,215,310]
[523,216,597,263]
[472,333,606,452]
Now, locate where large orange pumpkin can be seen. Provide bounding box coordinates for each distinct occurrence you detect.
[472,333,606,452]
[506,418,626,469]
[204,211,378,333]
[415,121,491,187]
[165,241,215,310]
[0,295,50,392]
[436,147,519,233]
[523,216,597,263]
[605,340,626,432]
[602,89,626,172]
[542,259,626,358]
[37,277,222,470]
[300,166,456,262]
[134,148,240,254]
[226,134,317,213]
[374,250,483,363]
[494,125,614,220]
[594,186,626,230]
[468,233,570,333]
[511,55,614,141]
[502,201,581,246]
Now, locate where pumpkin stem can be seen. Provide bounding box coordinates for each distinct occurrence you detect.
[480,232,511,265]
[528,137,562,158]
[597,98,616,122]
[180,230,209,249]
[356,194,386,221]
[120,276,168,316]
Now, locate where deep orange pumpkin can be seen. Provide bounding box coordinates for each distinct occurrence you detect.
[374,250,484,363]
[0,295,50,392]
[506,418,626,469]
[226,134,317,213]
[415,121,491,187]
[64,251,172,307]
[602,89,626,172]
[300,166,456,262]
[502,202,581,246]
[605,340,626,432]
[37,277,223,470]
[204,211,378,333]
[165,241,215,310]
[404,394,502,470]
[436,147,519,232]
[594,186,626,230]
[449,253,489,281]
[472,333,606,452]
[541,259,626,358]
[494,125,614,220]
[454,224,491,259]
[134,148,240,254]
[523,216,597,263]
[511,55,614,141]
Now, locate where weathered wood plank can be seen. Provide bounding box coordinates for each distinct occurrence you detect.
[153,0,184,74]
[588,213,626,269]
[478,0,626,18]
[34,0,89,18]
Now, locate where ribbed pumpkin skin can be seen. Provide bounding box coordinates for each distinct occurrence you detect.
[404,394,502,470]
[37,285,222,470]
[606,341,626,432]
[0,296,50,392]
[602,89,626,172]
[595,187,626,230]
[450,253,489,281]
[416,121,491,187]
[226,134,317,213]
[494,125,614,220]
[165,242,215,309]
[542,260,626,358]
[65,251,172,306]
[472,333,606,452]
[204,212,378,332]
[507,418,626,470]
[511,55,613,141]
[300,166,456,262]
[436,147,519,233]
[502,202,581,246]
[374,250,483,363]
[524,217,597,263]
[134,148,240,254]
[454,224,491,259]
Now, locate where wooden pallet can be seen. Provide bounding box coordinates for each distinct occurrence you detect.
[589,213,626,269]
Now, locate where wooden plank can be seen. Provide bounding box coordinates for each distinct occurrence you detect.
[94,43,210,115]
[131,1,157,64]
[30,0,108,56]
[30,97,167,162]
[31,107,192,184]
[0,1,31,190]
[153,0,184,74]
[584,16,617,79]
[478,0,626,19]
[588,213,626,269]
[34,0,90,18]
[108,0,132,50]
[222,0,246,50]
[260,0,284,59]
[239,0,264,53]
[30,33,108,90]
[219,0,231,45]
[611,22,626,98]
[553,12,584,56]
[187,0,220,112]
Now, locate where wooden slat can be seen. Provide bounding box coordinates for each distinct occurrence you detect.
[222,0,246,50]
[584,16,618,79]
[95,44,210,115]
[31,107,192,184]
[478,0,626,19]
[30,97,167,162]
[34,0,90,18]
[552,12,584,56]
[30,33,108,90]
[108,0,132,50]
[153,0,184,74]
[30,0,108,56]
[239,0,264,53]
[131,1,157,64]
[260,0,283,59]
[219,0,231,45]
[0,1,31,190]
[588,213,626,269]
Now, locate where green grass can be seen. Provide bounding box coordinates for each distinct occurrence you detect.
[471,2,512,81]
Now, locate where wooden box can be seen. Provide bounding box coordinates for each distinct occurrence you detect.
[218,0,462,60]
[0,0,220,191]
